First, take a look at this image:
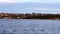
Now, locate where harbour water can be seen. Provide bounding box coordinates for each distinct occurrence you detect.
[0,19,60,34]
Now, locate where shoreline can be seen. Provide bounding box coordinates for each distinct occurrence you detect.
[0,13,60,20]
[0,19,60,20]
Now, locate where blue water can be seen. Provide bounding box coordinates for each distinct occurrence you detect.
[0,19,60,34]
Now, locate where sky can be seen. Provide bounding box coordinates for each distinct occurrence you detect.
[0,0,60,3]
[0,0,60,14]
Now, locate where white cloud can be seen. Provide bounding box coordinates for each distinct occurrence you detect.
[17,8,60,14]
[22,8,60,11]
[36,8,60,11]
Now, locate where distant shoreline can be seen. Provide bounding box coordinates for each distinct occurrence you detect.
[0,18,60,20]
[0,13,60,20]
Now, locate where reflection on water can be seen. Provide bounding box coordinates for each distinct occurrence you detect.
[0,19,60,34]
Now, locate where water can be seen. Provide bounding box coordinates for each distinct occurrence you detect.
[0,19,60,34]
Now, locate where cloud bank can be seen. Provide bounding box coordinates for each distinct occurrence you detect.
[0,7,60,14]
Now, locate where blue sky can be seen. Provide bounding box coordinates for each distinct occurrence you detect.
[0,0,60,3]
[0,0,60,14]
